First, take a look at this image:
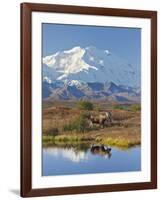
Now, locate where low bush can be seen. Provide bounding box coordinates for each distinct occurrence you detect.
[63,123,75,132]
[130,104,141,112]
[77,100,93,111]
[63,112,90,133]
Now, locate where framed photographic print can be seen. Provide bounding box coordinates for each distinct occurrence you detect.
[21,3,157,197]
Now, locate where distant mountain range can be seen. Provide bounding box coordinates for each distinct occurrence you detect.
[43,80,140,103]
[42,46,140,103]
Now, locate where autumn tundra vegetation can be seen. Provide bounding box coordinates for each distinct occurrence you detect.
[42,100,141,149]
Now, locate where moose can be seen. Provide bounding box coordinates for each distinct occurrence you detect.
[89,111,112,128]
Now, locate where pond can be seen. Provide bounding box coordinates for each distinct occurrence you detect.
[42,145,141,176]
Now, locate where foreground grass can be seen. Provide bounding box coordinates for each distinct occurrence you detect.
[43,134,94,143]
[43,127,140,149]
[96,137,140,149]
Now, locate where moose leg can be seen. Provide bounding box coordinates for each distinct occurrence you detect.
[104,119,108,127]
[100,119,105,128]
[109,113,112,124]
[102,122,105,128]
[109,117,112,126]
[89,120,93,129]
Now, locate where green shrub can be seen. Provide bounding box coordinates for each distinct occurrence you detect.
[73,115,88,133]
[130,104,141,112]
[63,123,75,132]
[77,100,93,111]
[113,105,128,110]
[81,111,91,119]
[63,113,90,133]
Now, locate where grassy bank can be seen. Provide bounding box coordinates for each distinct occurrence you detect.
[43,134,94,144]
[43,126,140,149]
[96,137,140,148]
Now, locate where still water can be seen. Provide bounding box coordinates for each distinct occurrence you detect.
[42,145,141,176]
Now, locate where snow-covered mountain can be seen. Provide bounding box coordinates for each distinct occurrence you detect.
[42,46,140,102]
[43,46,140,87]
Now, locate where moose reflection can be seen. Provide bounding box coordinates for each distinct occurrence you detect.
[90,144,112,158]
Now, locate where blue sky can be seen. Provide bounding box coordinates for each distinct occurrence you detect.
[42,23,141,69]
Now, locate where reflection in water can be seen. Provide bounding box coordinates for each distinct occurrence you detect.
[90,144,112,159]
[44,147,88,163]
[43,145,141,176]
[44,144,112,163]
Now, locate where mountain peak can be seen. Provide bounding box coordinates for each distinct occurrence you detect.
[43,46,139,87]
[64,46,83,54]
[85,46,96,50]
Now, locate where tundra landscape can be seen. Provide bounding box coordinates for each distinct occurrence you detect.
[42,100,141,149]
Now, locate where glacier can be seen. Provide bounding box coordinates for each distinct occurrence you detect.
[43,46,140,87]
